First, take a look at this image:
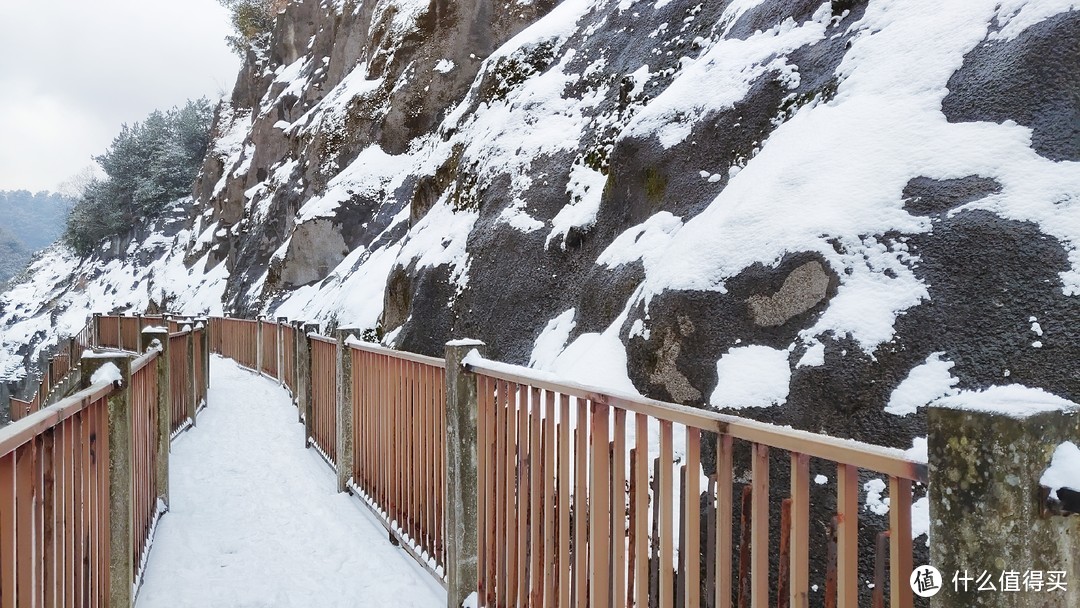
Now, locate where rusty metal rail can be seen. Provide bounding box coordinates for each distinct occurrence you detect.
[465,355,924,608]
[281,324,297,395]
[348,340,447,575]
[168,332,192,435]
[202,316,925,607]
[0,383,114,606]
[309,334,338,466]
[216,318,258,371]
[2,313,207,605]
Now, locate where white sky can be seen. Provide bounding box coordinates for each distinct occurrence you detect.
[0,0,242,192]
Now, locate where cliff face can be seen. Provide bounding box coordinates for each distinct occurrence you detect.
[3,0,1080,452]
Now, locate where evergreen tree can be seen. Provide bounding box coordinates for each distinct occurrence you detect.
[64,99,216,256]
[218,0,278,55]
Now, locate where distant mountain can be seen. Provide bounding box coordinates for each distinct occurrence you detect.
[0,190,74,284]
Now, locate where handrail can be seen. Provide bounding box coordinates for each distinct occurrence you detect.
[0,382,114,457]
[464,353,928,484]
[346,336,446,369]
[131,348,159,375]
[308,333,336,345]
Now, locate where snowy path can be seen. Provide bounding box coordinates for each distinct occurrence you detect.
[136,355,445,607]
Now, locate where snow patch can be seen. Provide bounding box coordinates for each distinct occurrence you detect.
[710,345,790,409]
[530,309,577,369]
[886,352,960,416]
[932,385,1080,418]
[91,362,123,386]
[1040,441,1080,500]
[864,478,889,516]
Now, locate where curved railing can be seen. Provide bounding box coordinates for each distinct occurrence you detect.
[208,316,927,607]
[1,313,209,604]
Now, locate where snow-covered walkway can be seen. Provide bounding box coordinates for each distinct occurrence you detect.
[136,355,444,607]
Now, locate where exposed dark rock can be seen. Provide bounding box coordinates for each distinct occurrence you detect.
[276,219,349,287]
[626,252,839,406]
[942,10,1080,162]
[901,176,1002,216]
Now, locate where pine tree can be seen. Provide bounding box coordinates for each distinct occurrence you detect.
[64,99,216,257]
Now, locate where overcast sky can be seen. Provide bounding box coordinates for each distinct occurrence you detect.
[0,0,241,192]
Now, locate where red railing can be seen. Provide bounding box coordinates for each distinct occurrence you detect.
[8,393,41,423]
[9,320,97,422]
[260,321,278,378]
[349,341,447,574]
[130,351,162,586]
[465,357,926,608]
[168,332,192,435]
[309,335,337,466]
[200,316,925,605]
[281,324,297,395]
[2,313,204,605]
[0,383,114,606]
[120,317,140,352]
[217,318,258,371]
[97,316,120,349]
[75,323,94,352]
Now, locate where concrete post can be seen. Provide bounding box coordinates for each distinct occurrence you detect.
[929,402,1080,607]
[140,327,171,508]
[335,328,359,493]
[277,317,288,384]
[83,352,134,608]
[92,313,102,348]
[444,339,486,608]
[299,323,318,441]
[46,357,55,398]
[256,316,265,375]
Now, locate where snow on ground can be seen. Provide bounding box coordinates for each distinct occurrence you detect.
[136,356,444,608]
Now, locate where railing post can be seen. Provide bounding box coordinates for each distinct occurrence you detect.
[277,317,288,383]
[444,339,487,608]
[68,336,79,373]
[141,326,171,508]
[83,352,135,608]
[256,315,265,375]
[335,328,359,493]
[92,313,102,347]
[46,357,55,399]
[300,323,318,440]
[929,399,1080,607]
